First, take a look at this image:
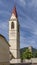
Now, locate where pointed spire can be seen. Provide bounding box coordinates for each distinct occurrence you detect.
[12,6,17,18]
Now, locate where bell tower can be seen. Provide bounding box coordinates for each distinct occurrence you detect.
[9,6,20,60]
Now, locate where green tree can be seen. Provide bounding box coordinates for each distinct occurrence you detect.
[34,52,37,58]
[21,48,33,60]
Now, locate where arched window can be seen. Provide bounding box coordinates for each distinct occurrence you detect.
[11,22,14,29]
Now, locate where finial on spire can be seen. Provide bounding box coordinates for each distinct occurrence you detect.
[12,5,17,18]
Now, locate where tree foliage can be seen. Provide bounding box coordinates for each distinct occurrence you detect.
[21,48,33,60]
[33,52,37,58]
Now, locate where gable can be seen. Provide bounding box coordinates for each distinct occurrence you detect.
[0,34,10,47]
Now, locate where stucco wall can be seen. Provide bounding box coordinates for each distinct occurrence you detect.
[0,62,9,65]
[0,36,10,65]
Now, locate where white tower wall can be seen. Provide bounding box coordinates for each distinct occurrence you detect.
[9,10,20,60]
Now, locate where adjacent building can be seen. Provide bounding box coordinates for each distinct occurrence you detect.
[0,34,10,65]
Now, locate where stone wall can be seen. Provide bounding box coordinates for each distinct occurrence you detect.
[10,59,21,64]
[23,58,37,63]
[10,58,37,65]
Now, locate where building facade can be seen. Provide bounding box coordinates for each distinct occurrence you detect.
[0,34,10,65]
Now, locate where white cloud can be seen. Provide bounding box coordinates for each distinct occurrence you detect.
[0,0,5,7]
[20,0,25,5]
[0,21,8,31]
[20,11,37,35]
[18,0,37,8]
[17,0,26,7]
[31,0,37,8]
[0,21,8,37]
[25,0,37,8]
[0,10,10,16]
[0,0,3,5]
[32,30,37,35]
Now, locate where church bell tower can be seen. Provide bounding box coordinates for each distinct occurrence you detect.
[9,6,20,60]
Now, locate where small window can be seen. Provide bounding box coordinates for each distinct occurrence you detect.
[11,22,14,29]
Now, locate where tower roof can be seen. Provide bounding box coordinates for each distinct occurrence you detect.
[12,6,17,18]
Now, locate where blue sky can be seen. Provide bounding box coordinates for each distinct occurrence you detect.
[0,0,37,49]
